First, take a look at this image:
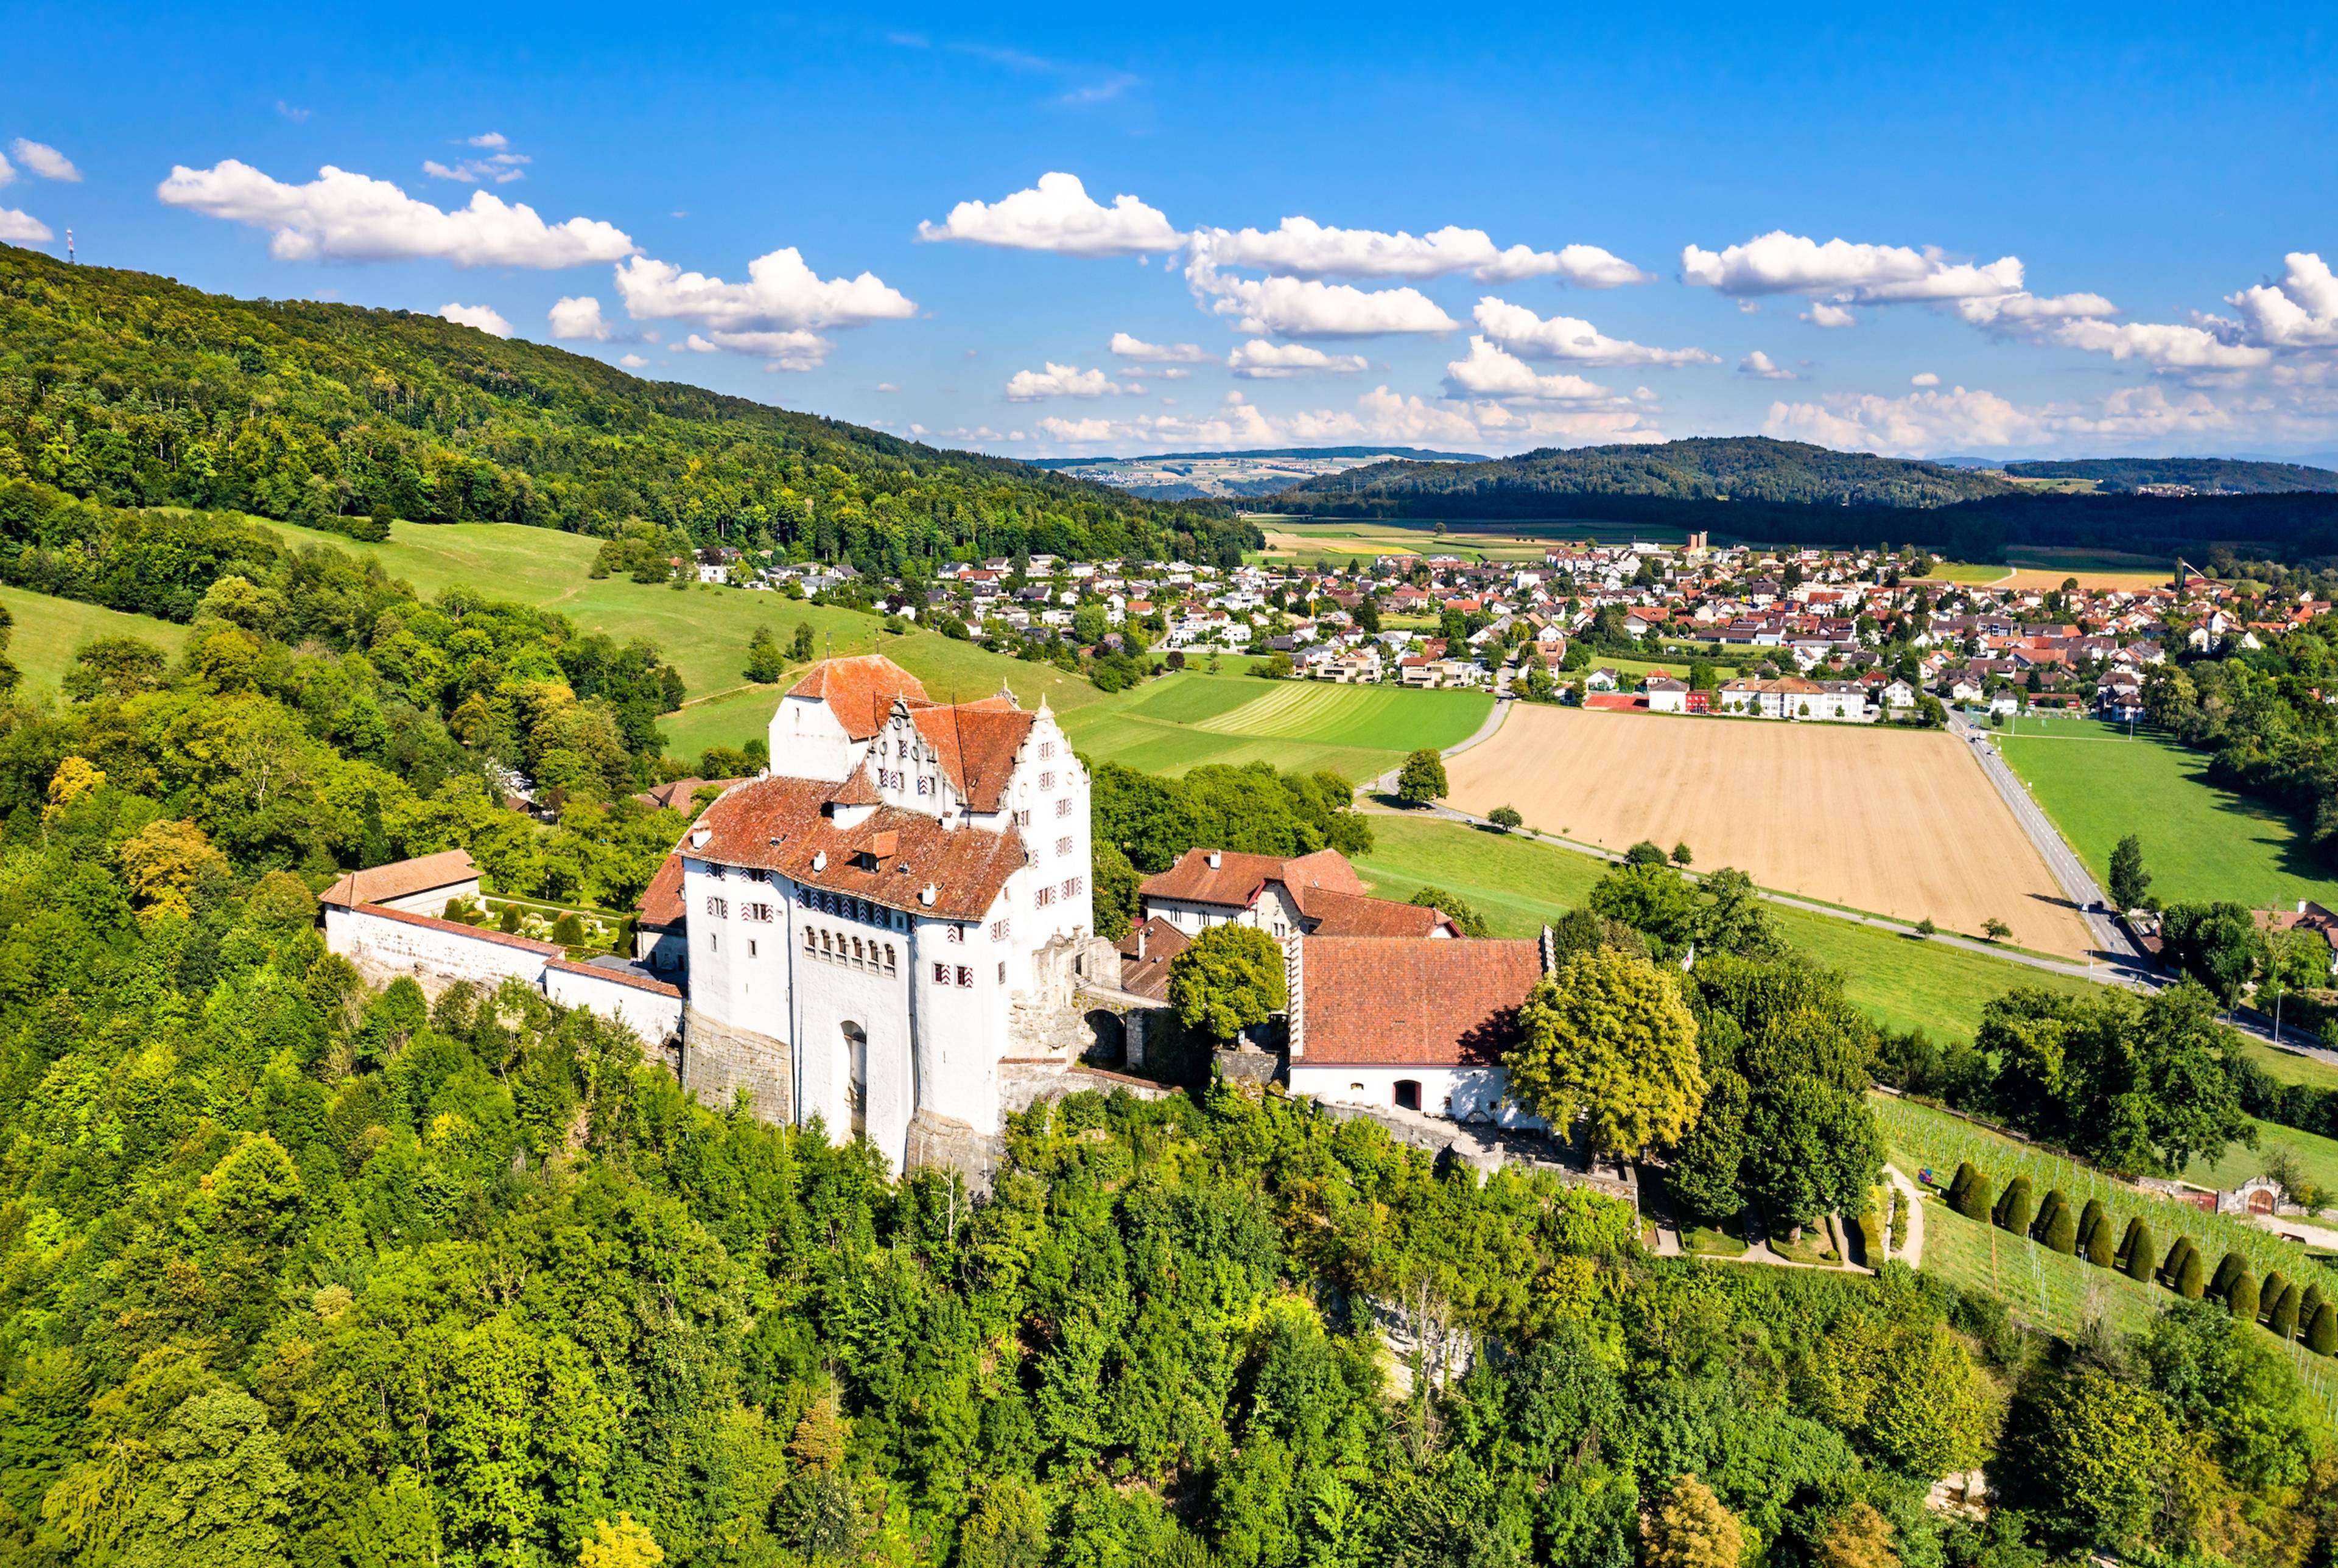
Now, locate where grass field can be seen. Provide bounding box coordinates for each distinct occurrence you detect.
[1055,674,1489,780]
[1351,814,2099,1040]
[1995,718,2338,911]
[1,585,194,696]
[1248,517,1679,564]
[1444,703,2093,957]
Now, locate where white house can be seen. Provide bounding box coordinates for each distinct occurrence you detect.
[1285,934,1550,1125]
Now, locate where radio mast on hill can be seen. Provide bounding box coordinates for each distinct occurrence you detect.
[65,229,74,265]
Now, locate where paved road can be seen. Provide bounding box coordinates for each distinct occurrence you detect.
[1948,712,2141,962]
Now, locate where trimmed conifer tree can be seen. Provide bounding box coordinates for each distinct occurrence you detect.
[2272,1283,2303,1340]
[2120,1218,2157,1283]
[2310,1302,2338,1356]
[1957,1171,1995,1223]
[1948,1161,1975,1211]
[1995,1175,2035,1236]
[2076,1197,2107,1255]
[2303,1284,2328,1329]
[2261,1271,2291,1325]
[2031,1188,2067,1242]
[2177,1247,2208,1300]
[2043,1200,2078,1256]
[2160,1236,2197,1290]
[2229,1270,2261,1323]
[2210,1250,2247,1300]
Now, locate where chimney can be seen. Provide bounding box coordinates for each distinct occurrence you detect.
[1207,850,1222,869]
[1136,925,1146,960]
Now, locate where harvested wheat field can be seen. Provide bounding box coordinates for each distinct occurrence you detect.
[1444,704,2093,957]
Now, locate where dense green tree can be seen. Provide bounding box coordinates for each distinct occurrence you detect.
[1993,1177,2034,1236]
[1645,1476,1741,1568]
[1509,949,1705,1158]
[1409,886,1490,939]
[745,624,786,682]
[2007,1371,2178,1548]
[2108,835,2150,911]
[1166,925,1287,1043]
[1395,748,1448,804]
[2119,1219,2158,1282]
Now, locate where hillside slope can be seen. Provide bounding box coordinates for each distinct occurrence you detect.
[1272,436,2017,515]
[0,244,1249,567]
[2005,457,2338,494]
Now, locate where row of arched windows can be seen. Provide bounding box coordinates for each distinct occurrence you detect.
[804,925,899,975]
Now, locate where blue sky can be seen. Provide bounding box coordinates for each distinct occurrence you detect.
[7,1,2337,460]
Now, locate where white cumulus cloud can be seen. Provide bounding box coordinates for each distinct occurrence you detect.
[2229,253,2338,349]
[1189,218,1651,285]
[1683,231,2023,303]
[1956,291,2119,326]
[157,161,636,267]
[1761,381,2243,456]
[611,245,914,368]
[1443,339,1621,404]
[1738,351,1795,380]
[438,302,514,338]
[547,295,612,340]
[1802,302,1857,329]
[1108,331,1208,362]
[619,353,648,368]
[9,139,80,182]
[1471,297,1718,366]
[2046,318,2270,369]
[1226,340,1368,378]
[1186,254,1455,337]
[918,171,1182,256]
[1911,371,1940,387]
[0,209,53,242]
[1005,363,1130,400]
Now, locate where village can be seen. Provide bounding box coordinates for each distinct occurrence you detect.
[687,531,2290,726]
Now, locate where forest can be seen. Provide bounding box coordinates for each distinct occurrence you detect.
[0,245,1256,574]
[2004,458,2338,495]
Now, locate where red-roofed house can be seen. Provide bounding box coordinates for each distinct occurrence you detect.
[1137,847,1458,942]
[1287,934,1551,1124]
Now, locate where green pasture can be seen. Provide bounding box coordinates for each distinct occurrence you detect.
[1351,814,2099,1041]
[2003,545,2174,574]
[1995,719,2338,911]
[0,585,194,696]
[1925,562,2012,584]
[1056,674,1489,780]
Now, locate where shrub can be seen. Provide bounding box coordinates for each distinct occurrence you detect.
[2303,1284,2328,1329]
[1947,1162,1976,1210]
[1993,1175,2034,1236]
[2085,1213,2116,1267]
[2272,1283,2303,1340]
[2311,1303,2338,1356]
[2210,1250,2247,1300]
[552,911,587,947]
[2076,1195,2107,1251]
[2041,1199,2078,1256]
[2119,1219,2157,1283]
[497,903,524,934]
[2031,1188,2067,1242]
[1956,1170,1995,1223]
[2228,1270,2260,1323]
[2261,1271,2291,1325]
[2158,1236,2197,1291]
[2175,1248,2208,1300]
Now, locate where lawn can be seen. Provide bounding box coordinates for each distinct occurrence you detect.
[1995,718,2338,911]
[1350,814,2099,1041]
[0,585,193,695]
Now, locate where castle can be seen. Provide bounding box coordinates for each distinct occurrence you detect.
[324,655,1134,1185]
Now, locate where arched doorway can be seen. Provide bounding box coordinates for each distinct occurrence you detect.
[841,1021,868,1139]
[1394,1080,1422,1112]
[1084,1009,1126,1067]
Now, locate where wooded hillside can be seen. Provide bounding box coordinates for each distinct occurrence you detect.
[0,245,1253,572]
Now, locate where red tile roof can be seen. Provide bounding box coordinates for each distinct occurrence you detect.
[633,776,745,814]
[1138,847,1364,909]
[786,655,930,740]
[331,899,565,957]
[1296,886,1458,938]
[689,775,1027,920]
[545,957,683,998]
[1297,936,1545,1065]
[638,851,687,929]
[320,849,479,909]
[911,704,1038,813]
[1114,915,1191,999]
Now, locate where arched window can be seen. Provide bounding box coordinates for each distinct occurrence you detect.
[841,1021,868,1139]
[883,943,897,974]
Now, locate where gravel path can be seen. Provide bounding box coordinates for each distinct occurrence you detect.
[1884,1165,1926,1267]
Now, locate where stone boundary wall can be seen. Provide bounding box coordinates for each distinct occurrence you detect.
[545,959,683,1048]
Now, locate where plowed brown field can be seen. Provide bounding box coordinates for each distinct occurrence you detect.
[1444,704,2093,957]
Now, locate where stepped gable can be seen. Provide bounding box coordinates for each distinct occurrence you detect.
[910,702,1039,813]
[788,654,931,739]
[688,773,1025,920]
[1299,937,1544,1064]
[1295,886,1458,938]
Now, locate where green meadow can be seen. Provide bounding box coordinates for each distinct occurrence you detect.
[1,584,195,696]
[1995,718,2338,911]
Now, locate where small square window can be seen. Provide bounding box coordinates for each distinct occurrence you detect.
[934,962,950,984]
[956,965,973,987]
[997,962,1006,984]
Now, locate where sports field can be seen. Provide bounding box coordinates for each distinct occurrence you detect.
[1995,717,2338,911]
[1442,704,2093,956]
[1352,813,2097,1040]
[0,584,194,695]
